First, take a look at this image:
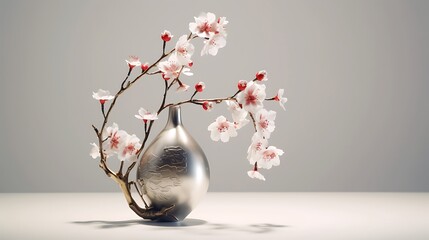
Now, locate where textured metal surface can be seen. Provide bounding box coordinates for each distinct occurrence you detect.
[137,106,210,222]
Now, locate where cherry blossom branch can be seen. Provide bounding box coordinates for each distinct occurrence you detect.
[131,180,149,208]
[249,112,257,131]
[162,96,237,110]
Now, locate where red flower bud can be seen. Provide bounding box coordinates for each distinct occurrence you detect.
[195,82,205,92]
[202,101,213,111]
[141,62,149,71]
[237,80,247,91]
[255,70,267,81]
[161,30,172,42]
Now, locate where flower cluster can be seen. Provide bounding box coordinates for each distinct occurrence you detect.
[91,11,288,185]
[207,71,287,181]
[90,123,142,162]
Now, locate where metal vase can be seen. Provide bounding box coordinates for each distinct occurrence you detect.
[137,105,210,222]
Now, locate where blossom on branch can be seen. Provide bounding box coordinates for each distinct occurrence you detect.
[104,123,127,154]
[118,134,141,162]
[202,101,213,111]
[92,89,114,104]
[189,12,228,56]
[274,89,288,111]
[161,30,173,42]
[135,108,158,123]
[255,70,268,81]
[189,12,218,38]
[175,35,195,66]
[201,34,226,56]
[247,133,268,164]
[255,109,276,139]
[236,81,266,113]
[125,56,141,69]
[195,82,205,92]
[141,62,150,72]
[207,115,237,142]
[225,100,249,129]
[158,55,193,80]
[258,146,284,169]
[177,82,190,92]
[237,80,247,91]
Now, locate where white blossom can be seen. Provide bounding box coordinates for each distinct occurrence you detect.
[207,115,237,142]
[89,143,100,159]
[158,55,193,80]
[135,108,158,122]
[217,16,229,37]
[125,56,141,68]
[104,123,127,154]
[247,170,266,181]
[189,12,218,38]
[201,34,226,56]
[275,89,288,111]
[118,134,141,162]
[175,35,195,66]
[92,89,114,104]
[236,81,266,113]
[247,133,268,164]
[257,146,284,169]
[255,109,276,139]
[225,100,249,129]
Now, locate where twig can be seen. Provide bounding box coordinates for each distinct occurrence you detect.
[131,181,149,209]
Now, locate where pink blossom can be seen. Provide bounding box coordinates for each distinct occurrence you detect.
[258,146,284,169]
[201,34,226,56]
[175,35,195,66]
[189,12,218,38]
[195,82,205,92]
[104,123,127,155]
[207,115,238,142]
[255,109,276,139]
[247,133,268,164]
[161,30,173,42]
[236,81,266,113]
[92,89,114,104]
[118,134,141,162]
[158,55,193,80]
[125,56,141,69]
[225,100,249,130]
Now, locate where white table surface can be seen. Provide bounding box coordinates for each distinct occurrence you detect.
[1,192,428,240]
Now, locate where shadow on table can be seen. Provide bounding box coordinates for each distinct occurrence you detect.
[72,218,206,228]
[72,219,287,234]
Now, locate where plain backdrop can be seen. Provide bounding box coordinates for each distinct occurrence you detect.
[0,0,428,192]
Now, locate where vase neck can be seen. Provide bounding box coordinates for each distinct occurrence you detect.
[165,105,182,128]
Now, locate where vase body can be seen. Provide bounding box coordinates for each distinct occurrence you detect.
[137,106,210,222]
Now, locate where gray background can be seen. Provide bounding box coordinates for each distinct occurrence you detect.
[0,0,428,192]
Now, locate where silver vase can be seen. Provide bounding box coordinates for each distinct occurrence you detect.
[137,105,210,222]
